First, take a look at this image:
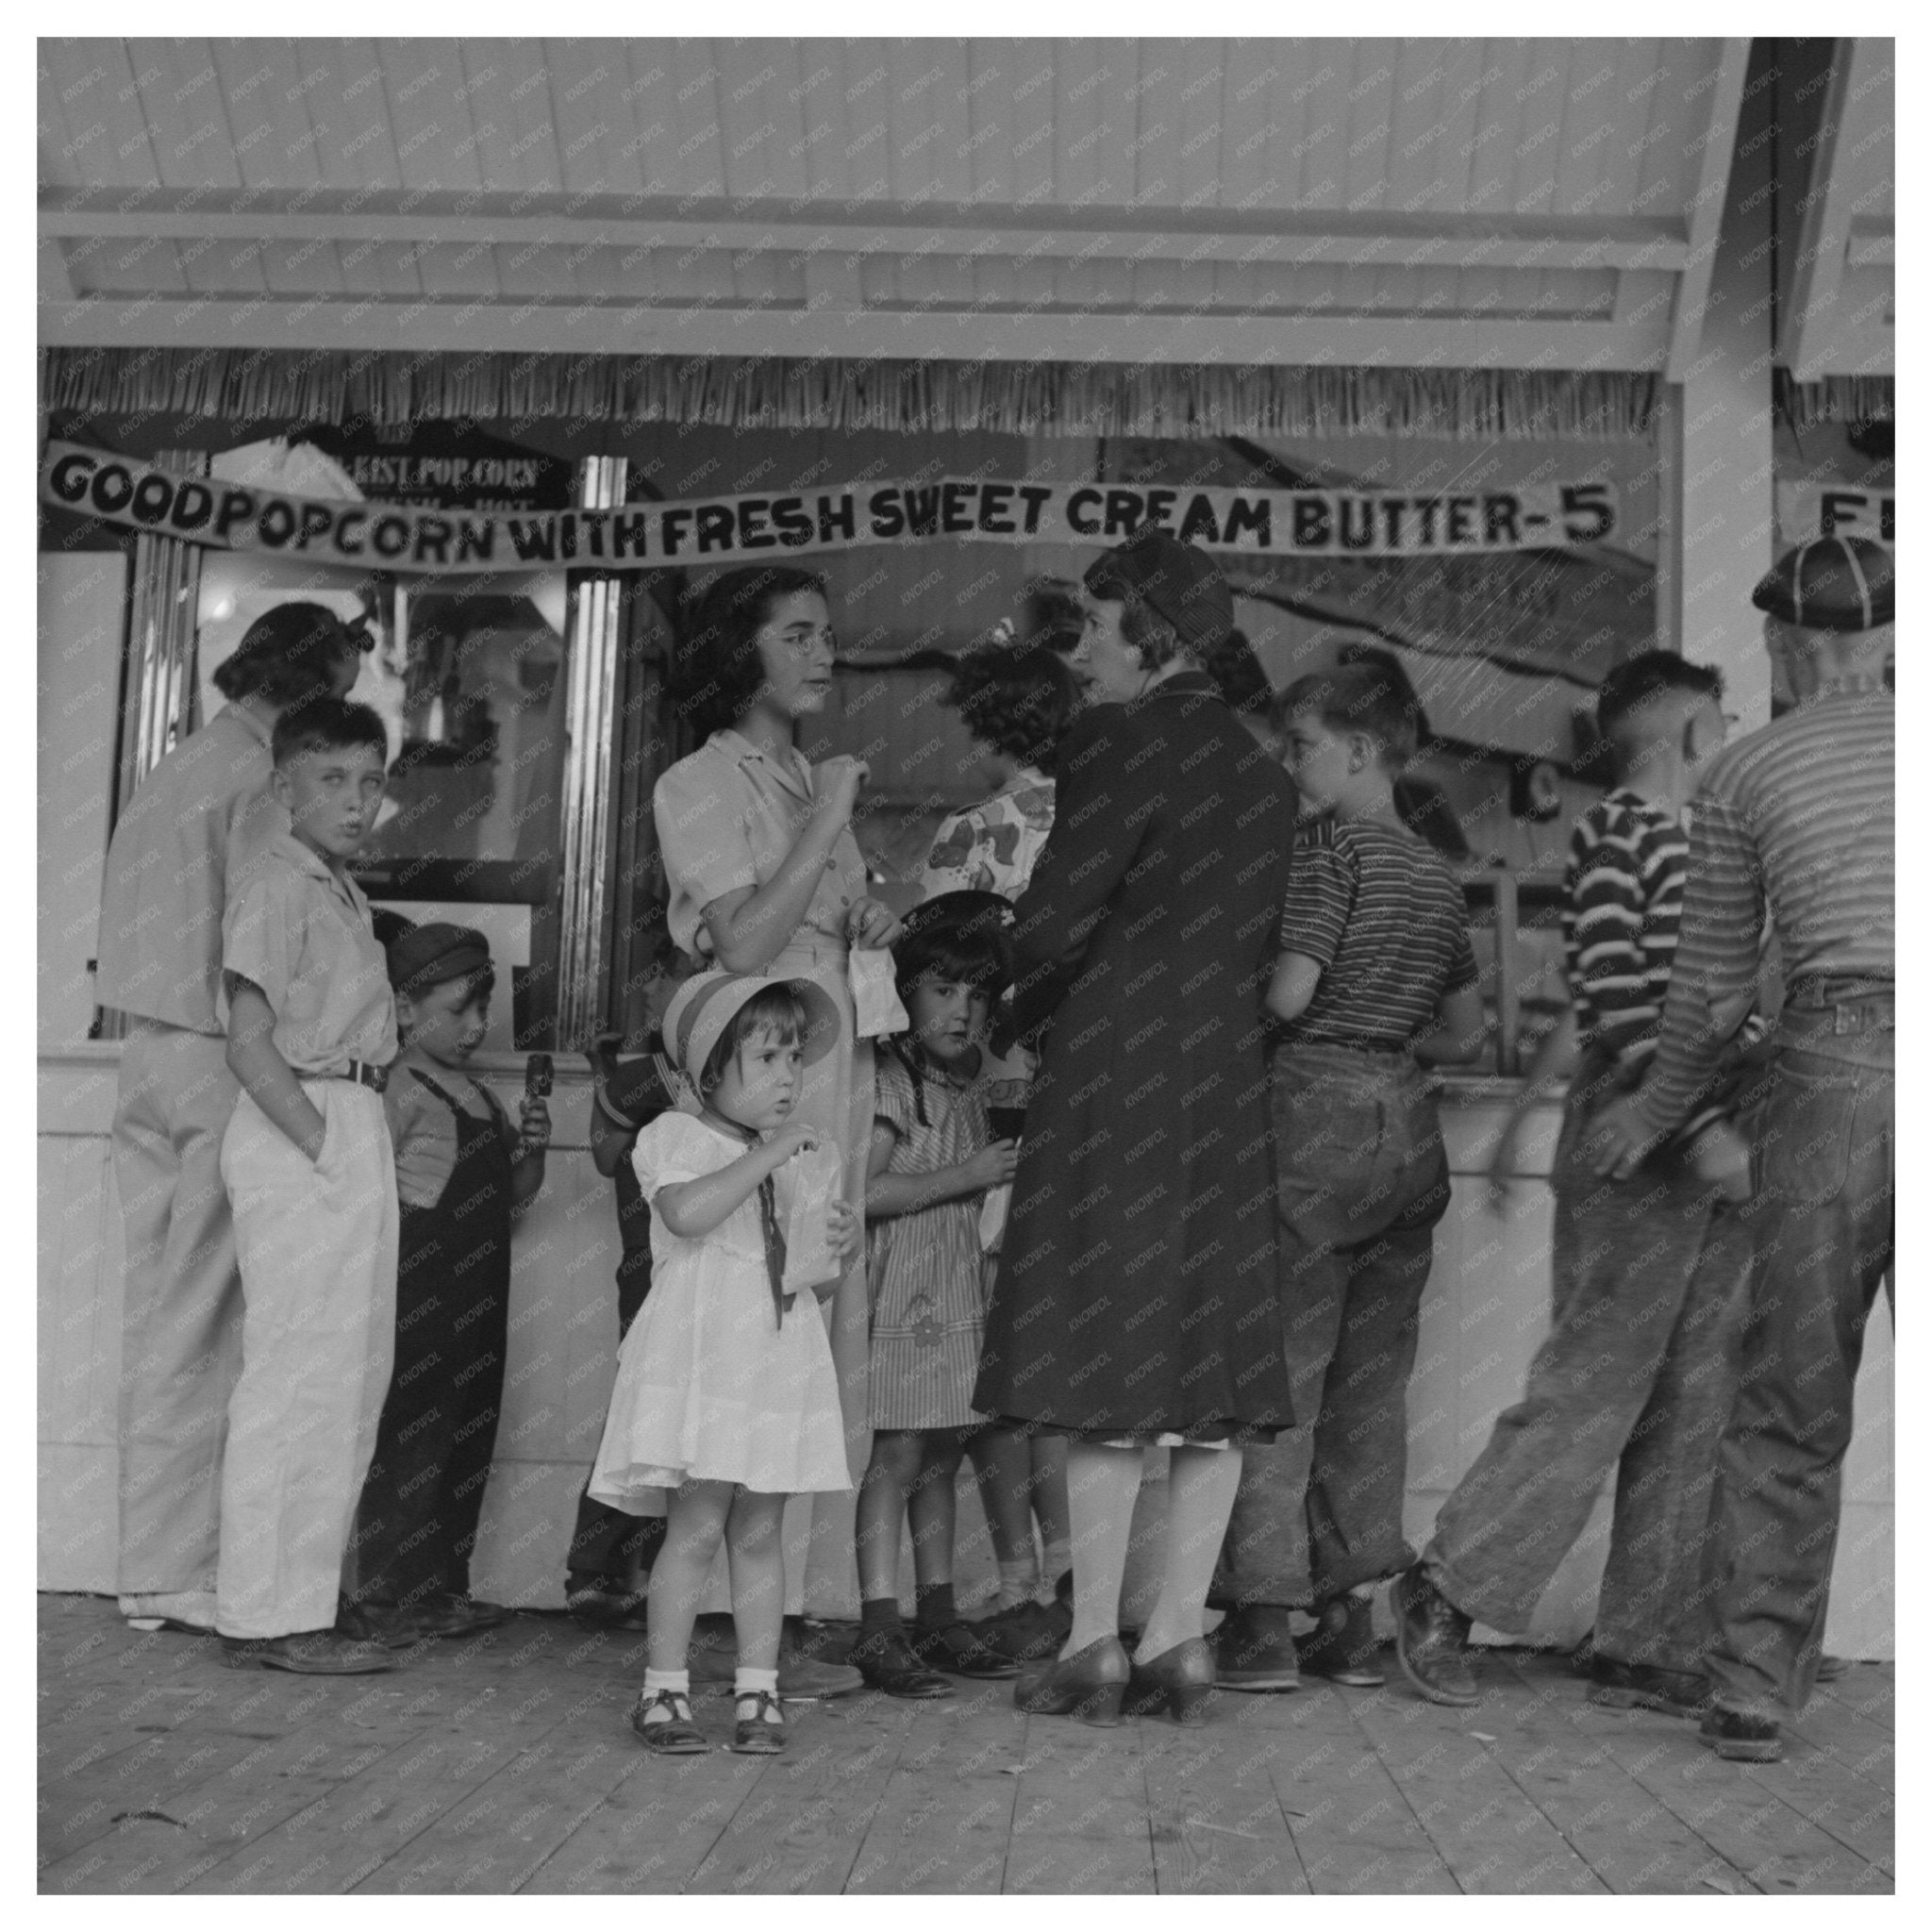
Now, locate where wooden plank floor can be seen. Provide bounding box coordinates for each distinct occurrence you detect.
[38,1594,1892,1895]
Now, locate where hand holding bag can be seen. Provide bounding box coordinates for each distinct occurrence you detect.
[848,945,908,1041]
[774,1140,849,1297]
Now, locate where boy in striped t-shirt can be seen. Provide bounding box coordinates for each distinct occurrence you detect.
[1393,653,1762,1715]
[1213,664,1487,1692]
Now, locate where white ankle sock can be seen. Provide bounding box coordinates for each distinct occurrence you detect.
[997,1557,1038,1608]
[1043,1539,1072,1589]
[735,1666,778,1708]
[641,1668,690,1721]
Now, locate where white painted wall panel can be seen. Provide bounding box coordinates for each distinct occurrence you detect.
[37,1055,1894,1656]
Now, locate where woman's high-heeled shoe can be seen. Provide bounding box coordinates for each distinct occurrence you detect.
[1014,1636,1129,1726]
[1124,1637,1216,1725]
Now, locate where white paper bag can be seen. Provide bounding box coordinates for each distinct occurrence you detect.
[977,1181,1012,1255]
[848,946,908,1041]
[775,1141,847,1295]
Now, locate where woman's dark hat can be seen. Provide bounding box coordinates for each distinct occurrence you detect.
[1085,527,1234,654]
[385,922,493,996]
[1752,535,1893,631]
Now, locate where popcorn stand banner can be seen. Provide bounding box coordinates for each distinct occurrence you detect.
[42,440,1617,574]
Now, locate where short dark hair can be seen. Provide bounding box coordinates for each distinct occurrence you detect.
[213,602,365,707]
[1020,578,1086,656]
[887,912,1011,1125]
[676,566,829,743]
[696,984,808,1097]
[1081,552,1185,672]
[1337,643,1431,742]
[943,643,1079,773]
[892,915,1012,1007]
[1280,664,1420,773]
[273,696,389,768]
[1596,651,1723,741]
[1201,628,1272,716]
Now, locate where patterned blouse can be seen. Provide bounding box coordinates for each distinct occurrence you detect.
[919,769,1057,903]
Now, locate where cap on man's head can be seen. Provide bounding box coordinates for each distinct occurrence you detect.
[385,921,493,998]
[1752,535,1893,632]
[1085,527,1234,656]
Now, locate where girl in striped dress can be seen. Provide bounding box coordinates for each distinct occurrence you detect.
[849,895,1022,1697]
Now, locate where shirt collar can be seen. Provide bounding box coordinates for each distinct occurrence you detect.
[708,726,813,795]
[1139,669,1220,703]
[268,828,365,909]
[222,702,274,748]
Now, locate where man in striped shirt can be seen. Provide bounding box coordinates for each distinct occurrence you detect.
[1592,537,1894,1763]
[1392,654,1759,1715]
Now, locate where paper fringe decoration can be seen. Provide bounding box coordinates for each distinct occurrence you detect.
[1775,370,1895,432]
[42,347,1657,445]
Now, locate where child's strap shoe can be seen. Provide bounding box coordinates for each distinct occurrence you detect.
[730,1689,788,1755]
[631,1687,708,1754]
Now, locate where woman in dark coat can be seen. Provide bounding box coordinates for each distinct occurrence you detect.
[974,530,1300,1723]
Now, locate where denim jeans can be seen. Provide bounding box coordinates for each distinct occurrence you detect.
[1705,1008,1893,1718]
[1214,1042,1450,1608]
[1423,1051,1753,1669]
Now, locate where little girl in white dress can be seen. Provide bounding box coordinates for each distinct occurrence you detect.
[589,971,857,1757]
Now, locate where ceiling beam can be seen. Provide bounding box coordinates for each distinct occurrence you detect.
[38,188,1691,273]
[1782,41,1894,378]
[38,293,1668,372]
[1665,38,1752,381]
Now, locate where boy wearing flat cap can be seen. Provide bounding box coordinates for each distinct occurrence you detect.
[344,920,551,1644]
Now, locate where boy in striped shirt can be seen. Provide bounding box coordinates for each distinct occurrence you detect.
[1393,653,1759,1713]
[1213,663,1487,1691]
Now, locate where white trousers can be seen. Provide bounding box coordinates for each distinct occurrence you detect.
[215,1081,398,1640]
[110,1024,245,1615]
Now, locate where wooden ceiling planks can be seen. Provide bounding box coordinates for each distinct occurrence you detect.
[1780,39,1893,380]
[39,36,1762,373]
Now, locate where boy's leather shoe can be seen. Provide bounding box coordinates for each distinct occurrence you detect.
[908,1620,1019,1679]
[1587,1655,1712,1718]
[1700,1706,1784,1761]
[970,1596,1069,1664]
[852,1627,953,1699]
[335,1596,428,1651]
[1298,1595,1386,1687]
[1391,1563,1479,1706]
[775,1649,864,1700]
[566,1574,650,1632]
[1211,1604,1301,1690]
[223,1630,397,1674]
[412,1591,512,1639]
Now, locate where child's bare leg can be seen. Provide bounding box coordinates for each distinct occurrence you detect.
[967,1424,1039,1606]
[647,1481,732,1674]
[856,1431,924,1607]
[724,1490,787,1672]
[908,1432,969,1591]
[1030,1433,1073,1591]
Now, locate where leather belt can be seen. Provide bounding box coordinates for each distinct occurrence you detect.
[326,1058,391,1093]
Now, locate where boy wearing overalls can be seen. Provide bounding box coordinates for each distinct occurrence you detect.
[346,922,550,1641]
